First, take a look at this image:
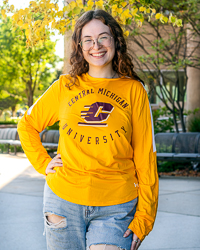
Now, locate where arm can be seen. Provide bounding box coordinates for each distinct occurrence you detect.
[128,83,159,242]
[17,78,62,175]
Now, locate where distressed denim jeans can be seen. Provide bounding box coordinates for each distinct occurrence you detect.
[43,182,138,250]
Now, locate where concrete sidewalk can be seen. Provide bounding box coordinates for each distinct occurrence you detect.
[0,154,200,250]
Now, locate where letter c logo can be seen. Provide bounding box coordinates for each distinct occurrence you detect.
[78,102,114,127]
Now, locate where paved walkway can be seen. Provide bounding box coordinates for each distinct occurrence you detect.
[0,154,200,250]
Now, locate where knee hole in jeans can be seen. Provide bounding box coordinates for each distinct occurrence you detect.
[44,212,67,229]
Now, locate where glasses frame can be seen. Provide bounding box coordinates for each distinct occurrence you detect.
[79,34,113,51]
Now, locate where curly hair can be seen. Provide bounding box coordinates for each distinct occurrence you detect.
[67,9,144,88]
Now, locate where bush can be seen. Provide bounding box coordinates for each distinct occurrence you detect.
[0,144,8,153]
[0,120,18,125]
[158,161,191,173]
[188,116,200,132]
[152,106,174,134]
[46,121,59,130]
[0,144,23,153]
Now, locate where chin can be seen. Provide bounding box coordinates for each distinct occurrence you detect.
[88,59,112,68]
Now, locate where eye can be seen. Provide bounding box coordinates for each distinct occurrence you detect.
[99,36,109,40]
[83,39,93,43]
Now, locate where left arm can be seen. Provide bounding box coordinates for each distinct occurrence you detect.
[124,83,159,248]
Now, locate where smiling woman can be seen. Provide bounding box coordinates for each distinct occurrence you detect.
[68,10,144,89]
[80,20,116,77]
[17,9,158,250]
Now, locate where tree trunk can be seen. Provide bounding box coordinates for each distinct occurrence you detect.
[172,111,179,133]
[26,80,34,107]
[179,110,186,132]
[28,91,34,107]
[11,105,16,117]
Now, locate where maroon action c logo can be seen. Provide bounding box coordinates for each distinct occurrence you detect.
[78,102,114,127]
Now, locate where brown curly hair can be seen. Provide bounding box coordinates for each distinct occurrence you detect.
[67,9,144,88]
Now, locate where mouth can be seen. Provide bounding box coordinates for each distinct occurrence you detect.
[89,51,107,58]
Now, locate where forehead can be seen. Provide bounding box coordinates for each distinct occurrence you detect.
[81,19,111,38]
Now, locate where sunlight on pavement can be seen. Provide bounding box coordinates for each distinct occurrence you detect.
[0,154,31,189]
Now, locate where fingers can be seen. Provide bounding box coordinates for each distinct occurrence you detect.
[51,163,63,167]
[52,154,63,165]
[52,159,63,165]
[123,229,141,250]
[123,228,132,237]
[53,154,63,165]
[130,234,141,250]
[47,169,56,174]
[55,153,61,159]
[45,164,62,175]
[45,154,63,175]
[134,240,141,250]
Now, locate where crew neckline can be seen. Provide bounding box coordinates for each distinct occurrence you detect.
[85,72,125,81]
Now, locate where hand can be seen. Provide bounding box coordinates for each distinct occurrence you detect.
[45,154,63,175]
[123,229,141,250]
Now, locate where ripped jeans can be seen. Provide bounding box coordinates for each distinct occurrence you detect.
[43,182,138,250]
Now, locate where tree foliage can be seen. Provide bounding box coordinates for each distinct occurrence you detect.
[0,96,19,113]
[1,0,182,47]
[0,16,61,107]
[128,0,200,132]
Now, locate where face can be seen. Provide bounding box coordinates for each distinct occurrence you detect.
[80,19,115,70]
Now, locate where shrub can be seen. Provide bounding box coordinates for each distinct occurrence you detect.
[0,144,23,153]
[152,106,174,134]
[46,121,59,130]
[188,116,200,132]
[0,120,18,125]
[158,161,191,173]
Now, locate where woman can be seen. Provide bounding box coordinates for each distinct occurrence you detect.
[18,10,158,250]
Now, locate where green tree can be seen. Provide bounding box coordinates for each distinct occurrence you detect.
[0,15,61,107]
[0,95,19,116]
[128,0,200,132]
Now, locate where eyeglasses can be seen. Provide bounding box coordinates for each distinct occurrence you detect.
[79,34,113,51]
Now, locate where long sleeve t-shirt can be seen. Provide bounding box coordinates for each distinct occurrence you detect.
[17,73,159,241]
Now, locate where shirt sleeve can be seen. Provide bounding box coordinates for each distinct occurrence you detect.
[17,78,62,175]
[128,82,159,241]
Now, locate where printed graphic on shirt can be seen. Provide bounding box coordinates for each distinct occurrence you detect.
[78,102,114,127]
[62,87,131,145]
[67,88,129,109]
[98,88,129,109]
[68,88,94,107]
[62,122,126,145]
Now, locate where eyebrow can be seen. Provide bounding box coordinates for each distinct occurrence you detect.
[82,32,110,38]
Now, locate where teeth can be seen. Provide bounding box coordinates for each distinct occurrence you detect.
[91,52,106,57]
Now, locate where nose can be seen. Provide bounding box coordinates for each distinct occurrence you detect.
[93,39,101,50]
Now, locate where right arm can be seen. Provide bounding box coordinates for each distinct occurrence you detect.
[17,78,62,175]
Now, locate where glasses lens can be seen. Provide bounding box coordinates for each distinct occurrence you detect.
[82,38,93,51]
[98,35,111,47]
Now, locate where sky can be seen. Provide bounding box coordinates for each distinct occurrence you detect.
[0,0,65,67]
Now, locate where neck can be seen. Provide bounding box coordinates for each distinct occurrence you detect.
[88,65,116,79]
